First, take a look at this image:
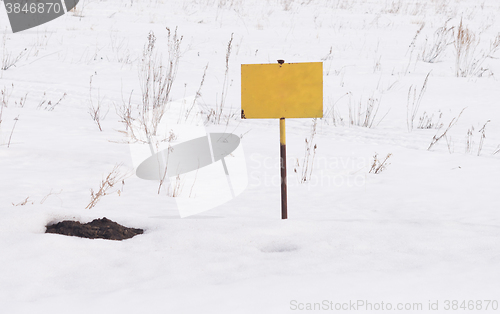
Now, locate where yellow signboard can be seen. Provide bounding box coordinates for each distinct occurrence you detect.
[241,62,323,119]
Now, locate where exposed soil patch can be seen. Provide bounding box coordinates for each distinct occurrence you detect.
[45,217,143,240]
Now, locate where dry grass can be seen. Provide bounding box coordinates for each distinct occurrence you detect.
[428,108,465,151]
[1,84,13,108]
[40,189,63,204]
[465,126,474,154]
[453,20,500,77]
[324,92,387,128]
[7,115,19,148]
[348,95,386,128]
[185,63,208,122]
[407,72,430,132]
[421,19,454,63]
[1,33,27,71]
[88,75,107,131]
[207,33,233,125]
[12,196,33,206]
[454,19,478,77]
[86,164,128,209]
[369,153,392,174]
[118,28,182,144]
[324,92,349,126]
[294,118,318,183]
[477,120,491,156]
[493,145,500,156]
[0,84,13,127]
[37,92,67,111]
[417,111,443,130]
[168,175,184,197]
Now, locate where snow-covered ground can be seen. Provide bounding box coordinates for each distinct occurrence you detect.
[1,0,500,313]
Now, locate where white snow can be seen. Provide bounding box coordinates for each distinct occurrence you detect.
[1,0,500,313]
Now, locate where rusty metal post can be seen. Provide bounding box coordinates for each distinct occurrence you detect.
[280,117,287,219]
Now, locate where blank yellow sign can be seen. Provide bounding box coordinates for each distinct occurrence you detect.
[241,62,323,119]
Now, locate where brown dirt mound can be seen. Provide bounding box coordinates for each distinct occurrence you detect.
[45,217,143,240]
